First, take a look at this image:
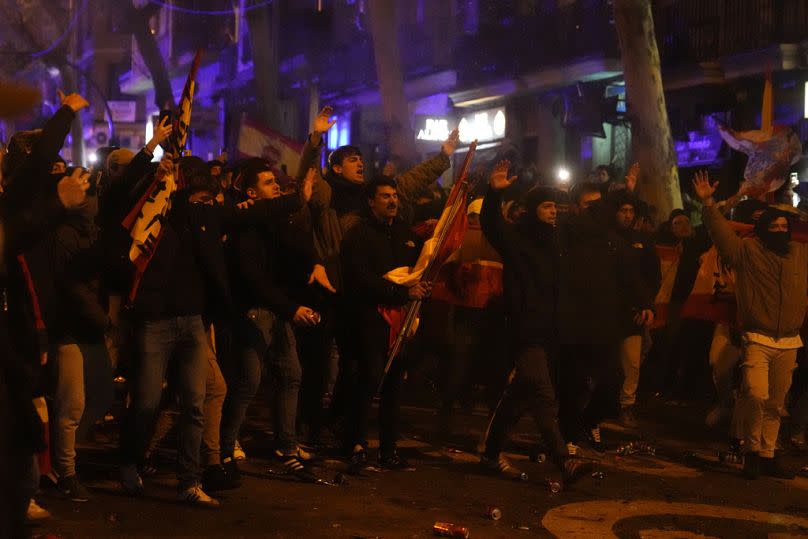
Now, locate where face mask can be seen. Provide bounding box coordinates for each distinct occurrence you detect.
[760,230,790,255]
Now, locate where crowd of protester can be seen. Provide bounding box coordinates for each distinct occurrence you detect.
[3,92,808,538]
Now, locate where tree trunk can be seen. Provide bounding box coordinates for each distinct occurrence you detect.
[367,0,418,164]
[130,3,176,110]
[613,0,682,222]
[246,3,280,128]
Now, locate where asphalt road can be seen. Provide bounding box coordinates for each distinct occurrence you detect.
[35,394,808,539]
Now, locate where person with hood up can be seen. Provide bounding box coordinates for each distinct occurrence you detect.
[479,160,592,485]
[607,191,661,427]
[694,170,808,480]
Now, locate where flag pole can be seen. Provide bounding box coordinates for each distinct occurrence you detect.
[377,141,478,393]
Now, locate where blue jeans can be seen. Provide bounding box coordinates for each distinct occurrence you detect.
[123,316,208,487]
[221,308,302,456]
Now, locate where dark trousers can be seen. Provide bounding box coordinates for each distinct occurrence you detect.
[483,344,568,463]
[559,341,620,442]
[121,316,208,487]
[345,309,408,456]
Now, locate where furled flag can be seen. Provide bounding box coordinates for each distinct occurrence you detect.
[122,49,203,302]
[236,116,303,179]
[378,142,478,360]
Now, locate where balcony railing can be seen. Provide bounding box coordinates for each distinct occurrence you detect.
[655,0,808,64]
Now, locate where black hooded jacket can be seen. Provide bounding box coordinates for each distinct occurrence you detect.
[481,188,558,346]
[556,202,654,344]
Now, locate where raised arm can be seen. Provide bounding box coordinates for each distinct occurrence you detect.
[694,170,743,266]
[480,160,519,261]
[394,128,458,204]
[296,106,335,214]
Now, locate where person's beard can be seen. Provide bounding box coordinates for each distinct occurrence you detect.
[759,230,790,256]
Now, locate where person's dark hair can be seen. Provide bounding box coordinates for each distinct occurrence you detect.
[668,208,689,223]
[595,164,610,175]
[569,182,602,205]
[364,175,397,199]
[754,207,791,236]
[3,128,42,179]
[180,156,219,195]
[240,157,273,191]
[732,198,768,224]
[328,145,362,171]
[208,159,224,171]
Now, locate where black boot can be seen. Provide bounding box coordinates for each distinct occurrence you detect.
[743,453,761,480]
[202,464,241,492]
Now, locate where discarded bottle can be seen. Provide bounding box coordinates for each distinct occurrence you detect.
[544,478,562,494]
[432,522,470,538]
[485,506,502,520]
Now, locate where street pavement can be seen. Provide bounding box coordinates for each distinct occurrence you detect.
[36,393,808,538]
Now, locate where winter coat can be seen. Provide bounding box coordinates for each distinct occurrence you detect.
[340,214,423,310]
[296,137,450,288]
[481,188,557,346]
[229,213,320,321]
[131,193,301,322]
[556,207,654,344]
[703,204,808,338]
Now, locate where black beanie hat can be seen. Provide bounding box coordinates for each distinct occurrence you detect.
[521,186,558,217]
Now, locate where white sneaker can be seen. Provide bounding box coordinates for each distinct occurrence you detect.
[179,483,220,508]
[275,445,314,462]
[27,499,51,521]
[233,440,247,461]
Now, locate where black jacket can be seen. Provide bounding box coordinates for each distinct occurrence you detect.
[556,206,654,344]
[340,214,423,309]
[615,227,662,336]
[132,193,301,322]
[48,207,109,344]
[229,213,319,320]
[3,105,76,361]
[481,188,558,346]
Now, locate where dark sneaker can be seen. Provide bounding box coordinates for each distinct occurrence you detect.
[743,452,761,480]
[619,406,639,429]
[790,425,807,452]
[202,464,241,492]
[561,457,593,485]
[222,457,241,483]
[585,426,607,453]
[480,454,526,481]
[119,463,144,495]
[378,451,415,471]
[347,446,368,475]
[761,456,795,479]
[57,475,91,502]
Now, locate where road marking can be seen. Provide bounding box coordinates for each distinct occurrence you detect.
[541,500,808,538]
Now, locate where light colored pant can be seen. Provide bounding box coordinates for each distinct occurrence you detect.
[708,323,742,438]
[52,343,112,478]
[738,341,797,457]
[620,335,642,407]
[202,353,227,467]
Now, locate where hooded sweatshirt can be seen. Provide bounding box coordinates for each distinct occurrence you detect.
[703,204,808,339]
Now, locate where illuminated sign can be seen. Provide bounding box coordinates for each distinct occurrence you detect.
[415,107,506,143]
[416,117,451,142]
[458,108,506,143]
